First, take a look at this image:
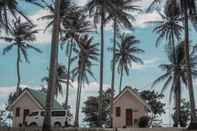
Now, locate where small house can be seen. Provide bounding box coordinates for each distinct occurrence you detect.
[7,88,64,127]
[112,87,151,128]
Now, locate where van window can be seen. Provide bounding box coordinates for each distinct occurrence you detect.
[52,111,65,116]
[29,112,38,116]
[41,111,46,116]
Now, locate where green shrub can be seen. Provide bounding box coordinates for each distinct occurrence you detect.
[138,116,150,128]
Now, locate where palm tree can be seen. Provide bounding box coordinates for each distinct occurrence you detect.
[72,35,99,127]
[61,8,92,110]
[0,18,41,93]
[152,42,197,127]
[85,0,115,126]
[114,33,144,93]
[38,0,72,33]
[108,0,141,127]
[42,0,61,131]
[0,0,38,32]
[150,8,183,126]
[42,64,70,97]
[147,0,197,126]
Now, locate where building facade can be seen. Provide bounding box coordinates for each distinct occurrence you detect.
[112,87,151,128]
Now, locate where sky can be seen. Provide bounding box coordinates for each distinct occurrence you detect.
[0,0,197,127]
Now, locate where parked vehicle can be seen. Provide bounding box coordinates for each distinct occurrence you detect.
[26,110,72,127]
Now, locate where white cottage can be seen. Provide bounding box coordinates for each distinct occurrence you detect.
[7,88,64,127]
[112,87,151,128]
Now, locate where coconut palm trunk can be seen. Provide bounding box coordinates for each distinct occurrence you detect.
[42,0,61,130]
[98,6,104,127]
[119,67,123,93]
[182,0,197,125]
[110,19,117,128]
[16,46,21,93]
[74,76,82,127]
[171,32,181,126]
[65,44,73,109]
[174,75,181,127]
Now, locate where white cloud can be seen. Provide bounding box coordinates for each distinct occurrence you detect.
[132,57,160,70]
[134,11,161,28]
[0,85,41,96]
[29,9,52,44]
[0,87,16,97]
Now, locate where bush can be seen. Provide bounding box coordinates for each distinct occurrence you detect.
[138,116,150,128]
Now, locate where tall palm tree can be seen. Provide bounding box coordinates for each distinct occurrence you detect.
[38,0,72,33]
[61,7,92,110]
[114,33,144,93]
[152,42,197,127]
[85,0,115,126]
[150,8,183,126]
[0,0,37,32]
[0,18,41,93]
[42,0,61,131]
[72,35,99,127]
[42,64,70,97]
[108,0,141,127]
[147,0,197,126]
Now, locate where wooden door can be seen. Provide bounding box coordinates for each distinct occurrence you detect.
[126,109,133,127]
[23,109,29,126]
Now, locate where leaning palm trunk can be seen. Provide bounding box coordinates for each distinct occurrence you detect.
[65,44,73,109]
[74,76,82,127]
[98,7,105,127]
[119,67,123,93]
[171,33,181,126]
[42,0,61,131]
[182,0,197,127]
[16,46,21,94]
[175,75,181,127]
[110,19,117,128]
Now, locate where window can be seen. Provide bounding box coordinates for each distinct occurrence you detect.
[24,109,29,116]
[16,107,20,117]
[116,107,121,117]
[52,111,65,116]
[41,111,46,116]
[29,112,38,116]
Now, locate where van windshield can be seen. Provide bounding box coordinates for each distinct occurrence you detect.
[29,112,38,116]
[51,111,65,116]
[41,111,46,116]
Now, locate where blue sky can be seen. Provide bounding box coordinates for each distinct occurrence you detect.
[0,0,197,127]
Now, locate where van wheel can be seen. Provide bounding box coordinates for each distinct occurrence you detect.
[29,123,38,127]
[54,122,61,128]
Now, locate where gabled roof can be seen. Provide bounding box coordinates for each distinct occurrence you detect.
[8,88,64,110]
[113,87,151,111]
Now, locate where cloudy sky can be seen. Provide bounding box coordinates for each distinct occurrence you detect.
[0,0,197,127]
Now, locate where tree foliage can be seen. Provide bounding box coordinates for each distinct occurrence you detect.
[82,87,165,127]
[172,99,190,127]
[82,89,112,127]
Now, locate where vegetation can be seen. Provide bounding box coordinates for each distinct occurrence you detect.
[71,35,99,127]
[0,18,42,94]
[1,0,197,129]
[172,99,190,127]
[83,86,165,127]
[148,0,197,128]
[138,116,151,128]
[140,90,165,126]
[82,89,111,127]
[114,33,144,93]
[152,42,197,127]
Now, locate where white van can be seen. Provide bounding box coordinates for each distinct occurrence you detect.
[26,110,72,127]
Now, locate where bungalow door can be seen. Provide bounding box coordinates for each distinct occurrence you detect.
[126,109,133,127]
[23,109,29,126]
